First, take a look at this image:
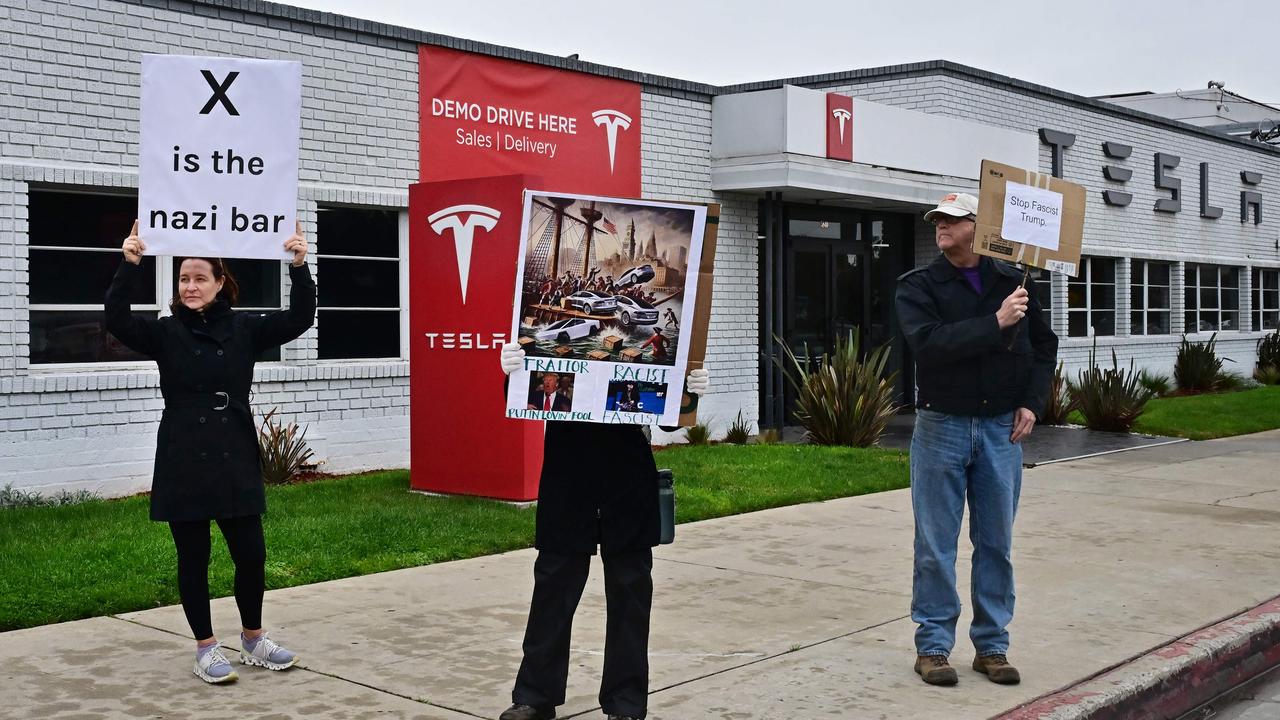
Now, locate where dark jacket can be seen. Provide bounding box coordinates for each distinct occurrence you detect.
[104,260,316,522]
[895,255,1058,419]
[537,421,660,556]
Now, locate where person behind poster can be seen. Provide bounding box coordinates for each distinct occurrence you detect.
[497,342,709,720]
[105,220,314,684]
[894,192,1057,687]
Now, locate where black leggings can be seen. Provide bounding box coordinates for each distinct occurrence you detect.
[168,515,266,640]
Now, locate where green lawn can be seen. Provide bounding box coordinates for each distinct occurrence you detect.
[1133,385,1280,440]
[0,444,908,632]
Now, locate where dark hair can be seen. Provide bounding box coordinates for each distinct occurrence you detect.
[170,257,239,311]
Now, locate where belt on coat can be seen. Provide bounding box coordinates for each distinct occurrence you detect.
[165,391,249,412]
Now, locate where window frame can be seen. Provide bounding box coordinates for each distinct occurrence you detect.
[27,186,285,367]
[1130,259,1172,336]
[1067,256,1117,338]
[314,204,407,362]
[1184,263,1243,334]
[1253,267,1280,332]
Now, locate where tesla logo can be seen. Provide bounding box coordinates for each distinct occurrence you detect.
[591,109,632,173]
[427,204,501,304]
[831,107,851,144]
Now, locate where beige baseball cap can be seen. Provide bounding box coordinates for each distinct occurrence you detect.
[923,192,979,222]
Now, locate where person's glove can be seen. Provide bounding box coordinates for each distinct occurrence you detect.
[499,342,525,375]
[686,367,710,395]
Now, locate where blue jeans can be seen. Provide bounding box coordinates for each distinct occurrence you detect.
[910,409,1022,657]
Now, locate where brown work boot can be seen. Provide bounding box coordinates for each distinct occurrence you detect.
[914,654,958,685]
[973,654,1021,684]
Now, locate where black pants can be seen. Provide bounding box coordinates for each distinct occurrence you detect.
[168,515,266,640]
[513,549,654,718]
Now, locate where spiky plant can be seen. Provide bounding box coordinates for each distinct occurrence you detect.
[258,407,316,484]
[1068,342,1155,433]
[724,411,752,444]
[1040,361,1077,425]
[684,422,711,446]
[777,330,900,447]
[1174,333,1224,394]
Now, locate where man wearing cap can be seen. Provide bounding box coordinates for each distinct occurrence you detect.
[895,192,1058,687]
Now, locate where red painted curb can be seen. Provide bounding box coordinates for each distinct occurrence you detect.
[996,595,1280,720]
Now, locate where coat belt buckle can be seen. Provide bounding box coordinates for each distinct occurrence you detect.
[213,392,230,411]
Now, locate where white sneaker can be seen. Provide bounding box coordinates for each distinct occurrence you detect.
[193,646,239,684]
[239,632,298,670]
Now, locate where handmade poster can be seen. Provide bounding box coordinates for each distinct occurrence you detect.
[505,191,710,426]
[138,54,302,260]
[974,159,1085,277]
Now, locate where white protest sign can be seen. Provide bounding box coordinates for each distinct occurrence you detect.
[1000,181,1063,251]
[138,54,301,260]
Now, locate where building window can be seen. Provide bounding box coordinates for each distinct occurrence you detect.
[1254,267,1280,332]
[1067,256,1115,337]
[28,188,286,365]
[316,206,402,359]
[29,189,156,364]
[1028,266,1053,326]
[1185,264,1241,332]
[1130,260,1172,335]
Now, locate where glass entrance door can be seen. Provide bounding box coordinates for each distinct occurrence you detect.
[777,204,921,421]
[783,208,870,416]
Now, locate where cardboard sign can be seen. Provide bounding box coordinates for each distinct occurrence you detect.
[504,191,711,427]
[975,159,1085,276]
[138,54,301,260]
[420,46,641,197]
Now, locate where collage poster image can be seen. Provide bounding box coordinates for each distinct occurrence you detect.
[505,191,708,426]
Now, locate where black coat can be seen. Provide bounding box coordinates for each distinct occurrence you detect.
[895,255,1058,419]
[537,421,660,557]
[104,261,316,522]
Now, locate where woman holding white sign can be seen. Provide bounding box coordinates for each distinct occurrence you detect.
[105,220,314,685]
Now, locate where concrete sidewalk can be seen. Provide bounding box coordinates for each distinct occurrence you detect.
[3,430,1279,720]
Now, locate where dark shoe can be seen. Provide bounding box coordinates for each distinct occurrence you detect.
[914,654,958,685]
[973,654,1021,684]
[498,704,555,720]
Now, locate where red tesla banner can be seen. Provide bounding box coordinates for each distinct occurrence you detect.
[826,93,853,162]
[409,174,544,500]
[420,45,642,197]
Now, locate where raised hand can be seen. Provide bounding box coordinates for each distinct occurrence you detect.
[996,287,1029,329]
[122,219,146,265]
[284,220,308,267]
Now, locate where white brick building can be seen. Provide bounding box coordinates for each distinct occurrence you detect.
[3,0,1278,498]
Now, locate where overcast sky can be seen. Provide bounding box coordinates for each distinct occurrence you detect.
[287,0,1276,103]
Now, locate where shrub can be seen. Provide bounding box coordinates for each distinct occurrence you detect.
[684,422,711,445]
[1215,372,1258,392]
[1,484,101,509]
[1137,369,1173,397]
[724,411,752,444]
[258,408,316,485]
[1041,361,1076,425]
[777,330,900,447]
[1255,364,1280,385]
[1174,333,1224,394]
[1068,342,1155,433]
[1258,330,1280,376]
